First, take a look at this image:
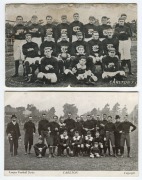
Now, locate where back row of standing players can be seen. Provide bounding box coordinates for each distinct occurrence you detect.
[11,13,134,84]
[6,113,136,158]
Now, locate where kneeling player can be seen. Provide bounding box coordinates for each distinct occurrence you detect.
[90,142,101,158]
[72,56,98,85]
[93,131,104,156]
[37,48,58,84]
[102,48,125,81]
[70,131,82,157]
[34,137,47,158]
[84,131,94,156]
[58,130,70,157]
[22,33,41,82]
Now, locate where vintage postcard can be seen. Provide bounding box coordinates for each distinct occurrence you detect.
[4,92,138,176]
[5,3,137,87]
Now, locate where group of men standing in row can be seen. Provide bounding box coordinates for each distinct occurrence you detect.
[6,112,136,158]
[10,13,134,85]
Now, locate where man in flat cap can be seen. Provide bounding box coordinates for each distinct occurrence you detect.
[6,114,21,156]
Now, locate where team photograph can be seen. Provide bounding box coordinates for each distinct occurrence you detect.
[4,92,138,173]
[5,3,137,87]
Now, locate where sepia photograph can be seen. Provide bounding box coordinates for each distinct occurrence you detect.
[5,3,137,87]
[4,92,138,176]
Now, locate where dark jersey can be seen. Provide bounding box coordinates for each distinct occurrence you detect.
[49,121,60,135]
[102,55,119,72]
[24,121,36,135]
[38,119,49,135]
[97,120,108,136]
[114,26,131,40]
[115,22,133,37]
[102,37,119,55]
[84,23,98,38]
[40,41,56,56]
[74,121,83,133]
[43,24,57,41]
[57,40,71,54]
[59,122,66,134]
[28,23,43,38]
[118,121,136,133]
[70,21,84,36]
[74,63,87,75]
[71,136,82,145]
[71,40,90,56]
[6,122,21,139]
[12,24,27,40]
[88,39,103,56]
[114,121,121,133]
[22,41,39,58]
[83,120,95,130]
[105,122,116,132]
[59,134,69,146]
[93,136,103,144]
[56,23,71,41]
[64,118,75,131]
[98,24,112,38]
[34,143,47,149]
[40,56,58,74]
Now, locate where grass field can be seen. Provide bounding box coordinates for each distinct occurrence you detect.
[4,127,138,171]
[5,41,137,87]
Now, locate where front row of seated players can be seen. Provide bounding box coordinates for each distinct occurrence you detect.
[21,29,127,85]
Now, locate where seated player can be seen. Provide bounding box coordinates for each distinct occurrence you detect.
[93,131,104,156]
[90,142,101,158]
[40,31,56,57]
[71,56,98,85]
[34,137,47,158]
[84,16,98,42]
[84,131,94,156]
[102,48,125,81]
[70,131,82,157]
[37,48,58,84]
[22,33,41,82]
[58,130,70,157]
[88,31,104,72]
[57,33,71,76]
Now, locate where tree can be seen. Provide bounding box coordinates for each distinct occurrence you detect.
[121,105,128,118]
[63,103,78,119]
[101,104,110,116]
[90,108,98,116]
[111,103,120,119]
[46,107,56,121]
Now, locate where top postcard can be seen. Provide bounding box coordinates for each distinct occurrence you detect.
[5,3,137,87]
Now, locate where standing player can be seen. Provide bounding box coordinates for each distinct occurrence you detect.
[74,116,83,135]
[114,115,121,156]
[28,15,43,49]
[23,115,36,155]
[11,16,27,77]
[56,15,71,42]
[37,48,58,84]
[84,16,98,42]
[70,13,84,42]
[43,15,57,42]
[118,114,136,157]
[88,31,103,72]
[114,17,133,75]
[64,113,76,138]
[6,114,21,156]
[83,115,95,136]
[98,16,112,41]
[22,33,40,82]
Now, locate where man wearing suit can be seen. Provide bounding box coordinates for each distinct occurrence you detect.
[6,114,21,156]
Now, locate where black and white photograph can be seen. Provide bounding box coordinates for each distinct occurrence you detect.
[5,3,137,87]
[4,92,138,176]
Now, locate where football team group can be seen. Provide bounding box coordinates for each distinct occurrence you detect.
[6,113,136,159]
[9,13,134,85]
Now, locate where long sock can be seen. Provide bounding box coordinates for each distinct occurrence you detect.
[127,147,130,155]
[49,147,53,155]
[120,146,124,155]
[127,60,132,73]
[25,145,28,153]
[113,147,115,154]
[66,148,69,155]
[29,145,32,153]
[53,146,56,154]
[15,60,19,74]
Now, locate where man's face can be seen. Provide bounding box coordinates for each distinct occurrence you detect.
[45,35,52,41]
[42,115,46,119]
[77,47,85,54]
[44,49,53,57]
[101,18,108,25]
[76,117,81,122]
[119,20,125,26]
[109,51,115,57]
[124,115,128,121]
[61,34,68,41]
[31,17,38,24]
[116,118,120,122]
[38,139,42,144]
[75,132,79,137]
[60,118,64,123]
[73,14,79,21]
[77,34,83,41]
[61,17,67,23]
[63,131,67,136]
[29,117,32,121]
[108,117,112,122]
[79,58,86,66]
[87,116,91,120]
[68,114,71,118]
[121,15,127,21]
[16,16,23,24]
[12,118,16,122]
[89,19,95,24]
[103,114,107,120]
[53,117,58,122]
[92,32,99,40]
[96,115,100,120]
[26,35,32,42]
[46,17,52,24]
[107,29,113,38]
